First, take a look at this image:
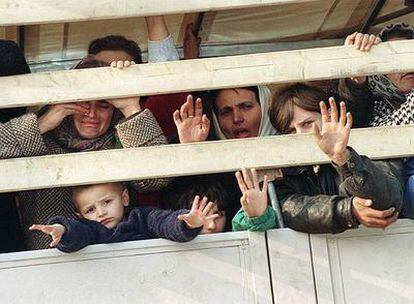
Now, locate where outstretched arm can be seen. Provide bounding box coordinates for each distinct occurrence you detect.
[146,16,179,62]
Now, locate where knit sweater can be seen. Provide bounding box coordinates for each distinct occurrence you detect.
[49,207,201,252]
[0,109,170,250]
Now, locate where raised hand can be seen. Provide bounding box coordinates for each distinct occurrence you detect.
[173,95,210,143]
[344,32,381,84]
[235,168,269,218]
[107,60,141,117]
[177,195,219,229]
[352,197,397,229]
[37,103,89,134]
[29,223,66,247]
[313,98,352,166]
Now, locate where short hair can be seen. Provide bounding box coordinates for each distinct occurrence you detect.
[88,35,143,64]
[71,182,125,210]
[72,55,109,70]
[379,23,414,41]
[0,40,31,76]
[174,180,229,213]
[207,86,260,115]
[269,83,328,134]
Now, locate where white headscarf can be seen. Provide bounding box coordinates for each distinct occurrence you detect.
[211,85,278,140]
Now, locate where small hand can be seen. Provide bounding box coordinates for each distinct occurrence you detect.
[177,195,219,229]
[107,60,141,117]
[344,32,381,84]
[235,168,269,218]
[173,95,210,143]
[313,98,352,166]
[29,224,66,247]
[352,197,397,229]
[37,103,89,134]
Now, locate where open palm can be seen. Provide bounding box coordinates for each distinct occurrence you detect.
[173,95,210,143]
[313,98,352,166]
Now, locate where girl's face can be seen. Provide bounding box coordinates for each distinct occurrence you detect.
[285,105,322,135]
[215,89,262,139]
[73,101,114,139]
[201,206,226,234]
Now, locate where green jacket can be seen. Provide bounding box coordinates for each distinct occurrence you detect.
[232,206,278,232]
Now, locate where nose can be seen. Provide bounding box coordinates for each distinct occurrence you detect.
[232,109,244,124]
[96,206,107,218]
[86,103,97,119]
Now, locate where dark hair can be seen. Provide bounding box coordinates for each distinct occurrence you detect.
[207,86,260,115]
[0,40,31,76]
[174,180,228,213]
[88,35,143,64]
[72,55,109,69]
[379,23,414,41]
[269,83,329,134]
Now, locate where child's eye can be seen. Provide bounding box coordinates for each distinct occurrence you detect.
[85,207,95,214]
[104,199,111,205]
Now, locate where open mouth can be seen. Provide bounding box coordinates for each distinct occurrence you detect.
[402,72,414,80]
[234,129,250,138]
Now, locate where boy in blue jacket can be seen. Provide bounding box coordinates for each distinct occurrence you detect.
[30,182,219,252]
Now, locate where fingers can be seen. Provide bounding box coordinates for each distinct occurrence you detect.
[319,101,329,124]
[194,98,203,117]
[328,97,338,122]
[354,32,364,50]
[202,201,215,216]
[29,224,46,232]
[251,168,259,189]
[201,114,210,133]
[339,102,347,126]
[110,60,133,69]
[361,34,370,51]
[173,110,181,126]
[50,236,62,247]
[344,31,358,46]
[262,175,269,193]
[345,112,353,129]
[191,195,201,212]
[235,171,248,193]
[312,122,322,142]
[180,95,194,119]
[242,168,254,189]
[198,196,208,211]
[353,197,373,207]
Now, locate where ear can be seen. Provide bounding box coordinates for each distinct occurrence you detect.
[122,188,130,207]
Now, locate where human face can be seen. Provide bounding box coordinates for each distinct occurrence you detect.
[94,50,133,64]
[201,207,226,234]
[215,89,262,139]
[385,37,414,94]
[73,101,114,139]
[286,105,322,135]
[74,183,129,229]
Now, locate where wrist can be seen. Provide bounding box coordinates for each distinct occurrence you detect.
[120,103,141,118]
[331,149,351,167]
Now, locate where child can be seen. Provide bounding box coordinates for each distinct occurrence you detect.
[171,180,229,234]
[29,182,219,252]
[232,168,276,232]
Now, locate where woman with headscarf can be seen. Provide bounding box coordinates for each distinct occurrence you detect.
[0,56,170,250]
[160,86,276,233]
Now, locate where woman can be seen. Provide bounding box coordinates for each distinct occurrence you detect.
[161,86,276,232]
[0,56,170,250]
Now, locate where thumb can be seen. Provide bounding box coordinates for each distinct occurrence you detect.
[177,214,188,222]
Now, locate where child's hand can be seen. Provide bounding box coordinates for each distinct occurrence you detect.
[236,168,269,218]
[110,60,135,69]
[29,224,66,247]
[177,195,219,229]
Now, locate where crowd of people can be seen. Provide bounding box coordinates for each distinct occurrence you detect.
[0,16,413,253]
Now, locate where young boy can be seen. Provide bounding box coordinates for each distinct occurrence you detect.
[30,182,219,252]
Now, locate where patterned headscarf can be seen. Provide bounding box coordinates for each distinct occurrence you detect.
[211,85,278,140]
[367,23,414,109]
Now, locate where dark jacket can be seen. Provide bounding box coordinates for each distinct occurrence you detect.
[48,207,201,253]
[275,148,404,234]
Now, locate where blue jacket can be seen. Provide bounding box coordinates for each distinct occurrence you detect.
[48,207,201,252]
